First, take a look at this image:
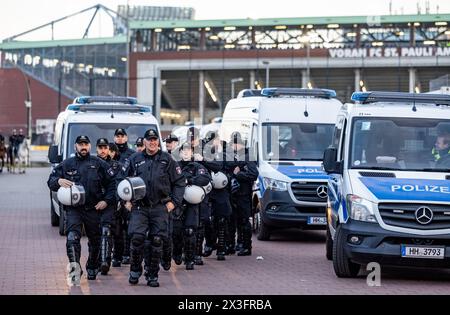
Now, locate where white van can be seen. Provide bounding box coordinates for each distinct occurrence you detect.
[323,91,450,277]
[220,88,342,240]
[48,96,161,235]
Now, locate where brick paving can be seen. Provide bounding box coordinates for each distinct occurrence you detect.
[0,167,450,295]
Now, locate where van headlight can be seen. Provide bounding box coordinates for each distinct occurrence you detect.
[346,194,377,223]
[263,177,288,192]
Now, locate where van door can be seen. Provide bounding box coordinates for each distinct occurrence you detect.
[328,115,347,231]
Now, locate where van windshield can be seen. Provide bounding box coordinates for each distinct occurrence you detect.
[262,123,334,161]
[67,123,156,157]
[349,117,450,172]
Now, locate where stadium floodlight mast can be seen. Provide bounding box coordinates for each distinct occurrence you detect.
[231,77,244,98]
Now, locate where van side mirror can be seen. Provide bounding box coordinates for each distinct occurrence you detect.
[48,145,62,164]
[323,147,342,174]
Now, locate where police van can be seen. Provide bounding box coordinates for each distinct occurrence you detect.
[323,91,450,277]
[48,96,161,235]
[219,88,342,240]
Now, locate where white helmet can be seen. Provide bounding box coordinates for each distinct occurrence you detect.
[211,171,228,189]
[117,177,146,201]
[203,182,213,194]
[184,185,206,204]
[57,185,86,207]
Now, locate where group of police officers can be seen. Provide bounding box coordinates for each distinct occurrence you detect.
[47,126,258,287]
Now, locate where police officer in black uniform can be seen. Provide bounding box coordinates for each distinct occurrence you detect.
[185,127,222,264]
[96,138,122,275]
[172,142,211,270]
[113,128,135,266]
[135,137,144,153]
[229,132,258,256]
[121,128,185,287]
[47,135,115,281]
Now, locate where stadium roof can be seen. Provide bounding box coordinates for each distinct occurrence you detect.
[0,36,126,50]
[130,13,450,29]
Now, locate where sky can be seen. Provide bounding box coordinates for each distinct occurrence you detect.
[1,0,450,41]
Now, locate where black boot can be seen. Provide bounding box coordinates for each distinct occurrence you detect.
[184,228,196,270]
[100,226,112,275]
[86,238,100,280]
[129,269,142,285]
[194,223,205,265]
[161,236,172,271]
[216,217,227,261]
[237,218,252,256]
[145,235,162,286]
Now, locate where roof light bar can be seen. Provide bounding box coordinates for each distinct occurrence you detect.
[261,88,337,99]
[351,91,450,106]
[74,96,138,105]
[237,89,263,98]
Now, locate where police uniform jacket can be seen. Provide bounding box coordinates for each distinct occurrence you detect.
[47,153,116,208]
[117,143,135,164]
[121,149,185,208]
[231,148,259,196]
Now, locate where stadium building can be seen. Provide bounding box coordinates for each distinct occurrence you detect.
[1,5,449,139]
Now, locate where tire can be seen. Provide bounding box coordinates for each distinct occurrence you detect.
[251,202,261,233]
[256,211,271,241]
[59,205,66,236]
[50,194,59,227]
[332,225,360,278]
[325,225,333,261]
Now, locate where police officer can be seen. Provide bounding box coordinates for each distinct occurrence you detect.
[172,142,211,270]
[433,133,450,168]
[186,127,222,264]
[229,132,258,256]
[113,128,135,266]
[135,137,144,153]
[121,128,185,287]
[160,134,179,271]
[164,134,179,154]
[47,135,115,281]
[109,142,120,160]
[96,138,122,275]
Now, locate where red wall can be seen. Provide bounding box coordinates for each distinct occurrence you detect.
[0,68,71,136]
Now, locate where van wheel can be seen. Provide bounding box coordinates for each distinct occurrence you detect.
[256,212,271,241]
[59,205,66,236]
[332,225,360,277]
[325,225,333,261]
[252,202,261,233]
[50,194,59,227]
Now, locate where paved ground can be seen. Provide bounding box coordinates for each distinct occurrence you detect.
[1,167,450,295]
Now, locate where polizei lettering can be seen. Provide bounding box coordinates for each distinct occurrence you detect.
[391,184,450,194]
[297,168,322,174]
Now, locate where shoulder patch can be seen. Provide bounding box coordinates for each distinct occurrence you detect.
[176,166,182,175]
[198,168,206,175]
[107,168,115,177]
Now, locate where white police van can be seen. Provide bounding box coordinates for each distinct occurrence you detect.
[220,88,342,240]
[48,96,161,235]
[323,91,450,277]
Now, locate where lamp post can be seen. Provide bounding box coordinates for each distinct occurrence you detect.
[262,61,270,88]
[230,77,244,98]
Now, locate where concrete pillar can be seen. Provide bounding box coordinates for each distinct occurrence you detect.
[199,71,205,125]
[409,68,416,93]
[354,69,361,92]
[249,70,256,89]
[301,69,309,89]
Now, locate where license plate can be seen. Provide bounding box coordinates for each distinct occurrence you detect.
[401,245,445,259]
[307,216,327,225]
